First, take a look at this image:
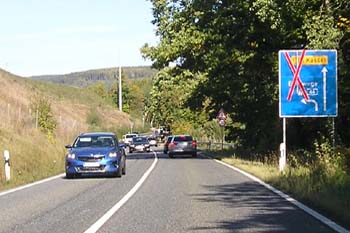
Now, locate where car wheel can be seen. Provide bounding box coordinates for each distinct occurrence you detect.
[122,160,126,175]
[115,167,122,178]
[66,173,74,179]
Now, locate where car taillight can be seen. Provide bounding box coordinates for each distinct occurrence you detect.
[192,141,197,147]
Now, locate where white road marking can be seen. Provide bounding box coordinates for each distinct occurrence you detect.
[0,173,65,197]
[214,159,349,233]
[84,151,158,233]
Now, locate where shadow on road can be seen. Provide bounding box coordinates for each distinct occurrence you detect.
[188,182,334,233]
[126,151,210,160]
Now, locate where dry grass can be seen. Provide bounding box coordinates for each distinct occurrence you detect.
[203,149,350,230]
[221,157,281,181]
[0,69,133,191]
[0,127,65,190]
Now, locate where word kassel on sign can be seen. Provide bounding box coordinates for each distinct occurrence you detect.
[279,49,337,117]
[217,108,227,127]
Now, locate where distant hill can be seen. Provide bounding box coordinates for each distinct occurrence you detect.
[30,66,157,88]
[0,67,136,191]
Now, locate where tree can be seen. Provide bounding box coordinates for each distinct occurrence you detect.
[142,0,350,151]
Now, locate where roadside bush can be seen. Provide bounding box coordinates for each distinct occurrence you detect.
[86,109,101,129]
[30,95,57,143]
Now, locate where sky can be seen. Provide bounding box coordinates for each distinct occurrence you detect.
[0,0,158,77]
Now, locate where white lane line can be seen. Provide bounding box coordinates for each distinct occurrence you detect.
[84,151,158,233]
[0,173,65,197]
[214,159,349,233]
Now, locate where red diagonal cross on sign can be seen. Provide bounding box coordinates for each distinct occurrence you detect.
[284,50,309,101]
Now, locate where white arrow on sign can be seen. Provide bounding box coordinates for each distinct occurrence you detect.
[322,66,328,112]
[301,98,318,111]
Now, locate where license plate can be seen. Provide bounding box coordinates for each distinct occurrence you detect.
[83,162,100,167]
[136,145,144,149]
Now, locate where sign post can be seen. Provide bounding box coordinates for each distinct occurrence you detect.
[4,150,10,181]
[279,49,337,171]
[217,108,227,151]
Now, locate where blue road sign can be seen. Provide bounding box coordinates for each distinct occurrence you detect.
[279,49,337,117]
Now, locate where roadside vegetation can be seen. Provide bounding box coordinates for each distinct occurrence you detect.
[30,66,157,87]
[141,0,350,230]
[0,69,150,191]
[201,141,350,229]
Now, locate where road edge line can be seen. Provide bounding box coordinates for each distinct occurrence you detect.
[213,158,349,233]
[84,151,158,233]
[0,173,65,197]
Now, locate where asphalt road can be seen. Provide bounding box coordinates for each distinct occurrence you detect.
[0,148,337,233]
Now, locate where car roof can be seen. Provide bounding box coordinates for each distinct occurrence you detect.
[172,134,192,137]
[80,132,116,137]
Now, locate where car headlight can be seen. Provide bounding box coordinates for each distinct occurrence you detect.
[67,153,75,159]
[109,152,117,157]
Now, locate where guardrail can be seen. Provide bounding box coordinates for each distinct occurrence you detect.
[197,141,235,150]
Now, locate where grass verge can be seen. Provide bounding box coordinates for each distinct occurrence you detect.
[202,149,350,230]
[0,128,65,191]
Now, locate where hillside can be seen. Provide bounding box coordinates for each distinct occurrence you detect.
[0,68,137,190]
[30,66,157,88]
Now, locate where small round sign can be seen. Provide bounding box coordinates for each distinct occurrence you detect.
[218,119,226,127]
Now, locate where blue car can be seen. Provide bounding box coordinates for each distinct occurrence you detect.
[65,132,126,178]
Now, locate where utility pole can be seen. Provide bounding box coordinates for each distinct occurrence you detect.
[118,66,122,112]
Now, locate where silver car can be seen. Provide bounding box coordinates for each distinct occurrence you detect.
[148,137,158,147]
[168,135,197,158]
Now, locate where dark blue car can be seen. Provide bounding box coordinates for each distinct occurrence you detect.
[65,132,126,178]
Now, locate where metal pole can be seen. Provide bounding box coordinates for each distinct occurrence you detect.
[283,118,287,170]
[332,118,335,148]
[283,118,286,151]
[118,66,122,112]
[221,126,224,151]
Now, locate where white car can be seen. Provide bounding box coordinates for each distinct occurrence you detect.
[148,137,158,147]
[123,133,138,145]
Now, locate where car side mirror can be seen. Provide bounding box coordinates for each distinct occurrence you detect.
[65,144,72,149]
[119,142,126,148]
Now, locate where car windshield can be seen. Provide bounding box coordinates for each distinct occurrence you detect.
[174,135,193,142]
[126,134,137,138]
[133,137,148,143]
[73,136,115,148]
[166,137,173,143]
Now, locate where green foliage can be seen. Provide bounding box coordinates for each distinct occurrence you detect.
[206,143,350,227]
[86,108,102,128]
[303,13,343,49]
[143,0,350,155]
[87,82,108,99]
[81,70,153,117]
[30,95,57,142]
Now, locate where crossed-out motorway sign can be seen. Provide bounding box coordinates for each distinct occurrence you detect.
[279,49,337,117]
